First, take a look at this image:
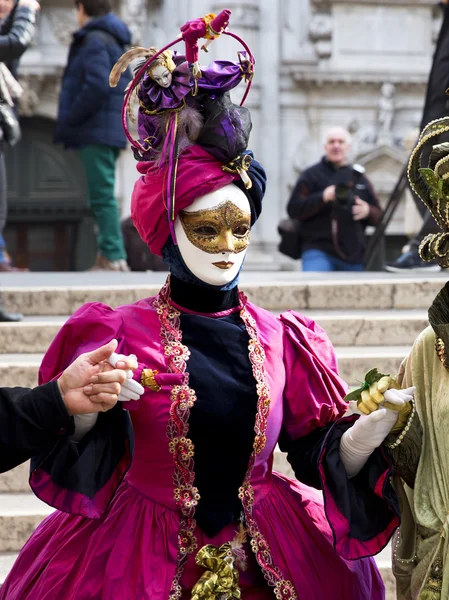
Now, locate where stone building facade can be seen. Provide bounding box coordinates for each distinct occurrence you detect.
[9,0,438,269]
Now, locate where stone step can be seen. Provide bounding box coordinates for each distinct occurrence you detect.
[0,346,411,388]
[0,355,41,388]
[307,309,427,347]
[0,273,446,314]
[0,319,65,354]
[0,310,427,353]
[0,463,30,494]
[0,493,53,552]
[335,345,411,383]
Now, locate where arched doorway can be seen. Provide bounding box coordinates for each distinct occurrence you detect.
[4,117,96,271]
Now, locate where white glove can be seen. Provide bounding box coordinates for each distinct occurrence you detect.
[70,352,144,442]
[107,352,144,402]
[340,387,415,477]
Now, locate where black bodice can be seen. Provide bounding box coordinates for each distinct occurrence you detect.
[171,276,259,537]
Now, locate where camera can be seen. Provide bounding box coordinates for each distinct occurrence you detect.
[334,164,366,208]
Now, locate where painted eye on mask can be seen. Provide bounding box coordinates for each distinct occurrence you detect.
[233,224,250,238]
[193,225,218,237]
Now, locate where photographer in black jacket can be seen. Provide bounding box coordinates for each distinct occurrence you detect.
[287,127,383,271]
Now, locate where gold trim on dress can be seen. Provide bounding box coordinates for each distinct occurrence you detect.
[153,276,297,600]
[435,336,449,371]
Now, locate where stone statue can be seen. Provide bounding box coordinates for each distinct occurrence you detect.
[378,82,396,135]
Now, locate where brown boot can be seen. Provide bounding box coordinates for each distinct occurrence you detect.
[88,255,130,272]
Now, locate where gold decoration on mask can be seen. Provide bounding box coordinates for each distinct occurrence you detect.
[221,154,253,190]
[408,117,449,267]
[222,154,253,189]
[179,201,251,254]
[141,369,161,392]
[190,542,242,600]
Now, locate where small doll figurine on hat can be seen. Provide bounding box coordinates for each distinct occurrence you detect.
[110,9,254,164]
[110,8,257,246]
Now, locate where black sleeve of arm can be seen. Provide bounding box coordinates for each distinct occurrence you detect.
[278,423,333,488]
[0,6,36,62]
[287,173,326,221]
[363,177,383,226]
[0,382,74,473]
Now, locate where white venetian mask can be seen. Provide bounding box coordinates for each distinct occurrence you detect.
[175,184,251,286]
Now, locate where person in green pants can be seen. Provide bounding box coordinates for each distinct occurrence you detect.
[79,144,125,268]
[54,0,132,271]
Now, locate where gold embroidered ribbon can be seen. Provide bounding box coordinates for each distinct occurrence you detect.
[141,369,161,392]
[191,542,242,600]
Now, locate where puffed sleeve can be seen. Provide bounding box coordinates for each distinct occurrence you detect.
[279,311,400,559]
[30,303,135,519]
[198,57,252,93]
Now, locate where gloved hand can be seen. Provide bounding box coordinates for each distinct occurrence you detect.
[340,386,414,477]
[107,352,144,402]
[358,377,414,434]
[69,350,144,443]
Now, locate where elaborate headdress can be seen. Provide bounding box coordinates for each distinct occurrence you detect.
[408,117,449,267]
[111,8,264,254]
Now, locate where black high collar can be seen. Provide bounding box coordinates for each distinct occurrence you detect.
[169,275,240,313]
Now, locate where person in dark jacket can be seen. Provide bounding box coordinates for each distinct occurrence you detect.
[386,0,449,272]
[54,0,131,271]
[0,0,38,312]
[287,127,383,271]
[0,339,139,473]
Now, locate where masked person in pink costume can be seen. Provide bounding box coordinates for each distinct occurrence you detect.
[0,15,411,600]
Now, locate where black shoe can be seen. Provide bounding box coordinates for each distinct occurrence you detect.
[385,248,441,273]
[0,308,23,322]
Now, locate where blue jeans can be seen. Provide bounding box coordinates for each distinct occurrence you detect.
[0,233,6,263]
[302,248,364,272]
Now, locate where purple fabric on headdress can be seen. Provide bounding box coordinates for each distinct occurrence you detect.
[137,53,252,152]
[138,54,250,114]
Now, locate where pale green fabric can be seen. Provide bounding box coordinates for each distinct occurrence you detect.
[392,326,449,600]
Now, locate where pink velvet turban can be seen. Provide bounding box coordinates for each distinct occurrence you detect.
[131,145,241,257]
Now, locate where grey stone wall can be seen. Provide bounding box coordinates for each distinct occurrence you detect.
[20,0,437,266]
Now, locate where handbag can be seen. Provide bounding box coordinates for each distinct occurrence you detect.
[0,102,20,146]
[278,217,302,260]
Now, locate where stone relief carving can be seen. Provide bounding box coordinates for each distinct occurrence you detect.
[308,13,332,58]
[17,74,62,118]
[17,75,45,117]
[120,0,148,45]
[348,119,378,156]
[47,11,77,47]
